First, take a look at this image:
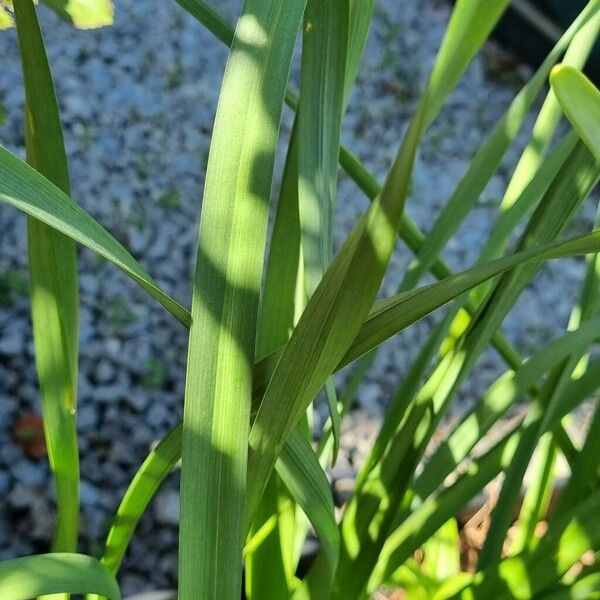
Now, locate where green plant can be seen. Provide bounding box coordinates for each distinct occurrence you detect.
[3,0,600,598]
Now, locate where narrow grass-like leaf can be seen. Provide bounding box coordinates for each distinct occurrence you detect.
[174,0,233,46]
[174,0,527,377]
[339,139,600,598]
[401,0,600,291]
[408,311,600,507]
[0,146,189,325]
[40,0,113,29]
[443,487,600,599]
[500,7,600,213]
[95,229,600,582]
[178,1,307,597]
[278,429,339,600]
[551,64,600,160]
[101,423,182,575]
[247,0,511,536]
[0,554,120,600]
[371,431,519,591]
[549,401,600,522]
[373,361,600,592]
[297,0,347,295]
[248,124,303,599]
[13,0,79,567]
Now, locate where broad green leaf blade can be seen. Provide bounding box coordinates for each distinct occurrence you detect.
[40,0,113,28]
[249,124,302,600]
[421,519,461,582]
[257,124,302,359]
[343,0,376,105]
[177,0,527,377]
[247,0,511,535]
[277,429,339,600]
[0,145,189,326]
[0,554,120,600]
[551,64,600,161]
[178,1,307,598]
[14,0,79,565]
[297,0,348,460]
[298,0,348,295]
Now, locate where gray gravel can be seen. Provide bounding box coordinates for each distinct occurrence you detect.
[0,0,596,595]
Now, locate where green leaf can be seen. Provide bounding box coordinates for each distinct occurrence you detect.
[40,0,113,29]
[410,311,600,507]
[551,64,600,161]
[96,229,600,584]
[500,6,600,213]
[13,0,79,570]
[0,554,120,600]
[176,0,528,380]
[298,0,348,295]
[400,0,600,292]
[278,429,339,600]
[178,1,307,598]
[0,145,189,326]
[101,424,182,575]
[247,0,511,539]
[0,4,13,28]
[442,487,600,599]
[373,353,600,593]
[296,0,349,461]
[344,0,375,105]
[421,519,461,583]
[338,138,599,597]
[248,124,303,599]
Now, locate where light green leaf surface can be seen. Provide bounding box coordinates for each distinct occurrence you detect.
[0,554,120,600]
[0,145,189,326]
[551,64,600,161]
[278,429,339,600]
[178,1,307,597]
[0,3,13,28]
[40,0,113,28]
[247,1,511,541]
[13,0,79,571]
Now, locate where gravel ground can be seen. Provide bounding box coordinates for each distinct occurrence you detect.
[0,0,596,594]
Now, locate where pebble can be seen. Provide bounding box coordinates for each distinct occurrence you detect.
[80,480,101,507]
[12,459,45,486]
[0,332,24,356]
[154,489,179,526]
